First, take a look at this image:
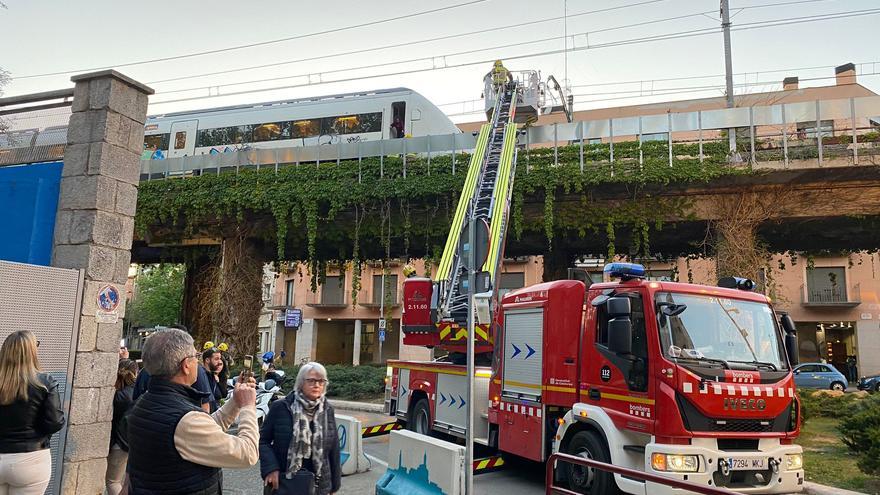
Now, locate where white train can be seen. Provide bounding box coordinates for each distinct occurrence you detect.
[142,87,460,159]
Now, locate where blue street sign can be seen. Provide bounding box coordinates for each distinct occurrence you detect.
[285,308,302,328]
[378,329,386,342]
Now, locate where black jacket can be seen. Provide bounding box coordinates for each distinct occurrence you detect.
[127,378,221,495]
[0,373,65,453]
[259,395,341,495]
[110,385,134,451]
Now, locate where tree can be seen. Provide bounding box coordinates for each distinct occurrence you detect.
[127,264,185,328]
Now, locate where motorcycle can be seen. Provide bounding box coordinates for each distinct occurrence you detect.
[226,371,286,425]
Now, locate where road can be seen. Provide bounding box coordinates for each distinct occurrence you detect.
[223,408,547,494]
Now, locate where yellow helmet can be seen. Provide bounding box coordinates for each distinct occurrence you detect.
[403,264,416,277]
[217,342,229,352]
[203,341,215,350]
[494,60,503,67]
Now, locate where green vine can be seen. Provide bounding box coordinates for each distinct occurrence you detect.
[136,139,752,274]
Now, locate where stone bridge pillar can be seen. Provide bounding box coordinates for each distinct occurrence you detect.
[51,70,153,494]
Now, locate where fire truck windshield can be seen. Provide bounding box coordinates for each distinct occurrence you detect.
[655,292,788,371]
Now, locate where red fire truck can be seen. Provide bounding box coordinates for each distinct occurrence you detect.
[386,75,804,494]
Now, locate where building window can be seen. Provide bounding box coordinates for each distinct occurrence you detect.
[645,270,674,282]
[262,283,272,303]
[498,272,525,298]
[321,276,345,305]
[806,266,847,303]
[285,280,295,306]
[372,275,398,305]
[641,132,668,142]
[796,120,834,139]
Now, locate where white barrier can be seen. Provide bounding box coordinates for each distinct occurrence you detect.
[335,414,370,475]
[376,430,465,495]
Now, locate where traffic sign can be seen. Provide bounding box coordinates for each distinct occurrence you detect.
[285,308,302,328]
[378,319,386,330]
[378,330,386,342]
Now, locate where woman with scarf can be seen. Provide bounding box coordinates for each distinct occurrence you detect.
[260,362,341,495]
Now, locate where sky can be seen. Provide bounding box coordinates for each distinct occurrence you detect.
[1,0,879,124]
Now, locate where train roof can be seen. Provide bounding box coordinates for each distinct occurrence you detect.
[148,87,417,120]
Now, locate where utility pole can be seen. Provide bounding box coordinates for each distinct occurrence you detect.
[721,0,738,156]
[465,201,476,495]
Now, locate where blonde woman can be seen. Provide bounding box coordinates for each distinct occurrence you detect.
[0,331,65,495]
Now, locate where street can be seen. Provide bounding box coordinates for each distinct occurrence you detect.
[222,409,547,495]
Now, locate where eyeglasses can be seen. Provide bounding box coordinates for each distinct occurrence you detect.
[180,352,201,365]
[304,378,328,386]
[36,340,41,348]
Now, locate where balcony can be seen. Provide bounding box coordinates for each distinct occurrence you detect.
[801,283,861,307]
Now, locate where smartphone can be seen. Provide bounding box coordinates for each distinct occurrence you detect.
[119,338,126,348]
[242,355,254,379]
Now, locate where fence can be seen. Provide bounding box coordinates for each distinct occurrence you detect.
[0,260,84,495]
[0,88,73,167]
[3,91,880,175]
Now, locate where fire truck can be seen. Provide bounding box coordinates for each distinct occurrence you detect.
[385,72,805,494]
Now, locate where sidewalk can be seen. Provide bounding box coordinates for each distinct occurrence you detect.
[223,462,386,495]
[330,398,385,413]
[804,481,871,495]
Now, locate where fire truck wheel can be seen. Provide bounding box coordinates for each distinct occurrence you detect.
[564,430,618,495]
[409,398,432,436]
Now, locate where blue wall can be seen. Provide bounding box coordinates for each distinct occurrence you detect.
[0,161,63,266]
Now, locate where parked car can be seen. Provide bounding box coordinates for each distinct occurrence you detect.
[857,373,880,392]
[793,363,848,391]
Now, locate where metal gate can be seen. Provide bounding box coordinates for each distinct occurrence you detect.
[0,260,83,495]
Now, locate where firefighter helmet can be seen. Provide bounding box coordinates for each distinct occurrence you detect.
[217,342,229,352]
[203,341,215,350]
[403,264,417,278]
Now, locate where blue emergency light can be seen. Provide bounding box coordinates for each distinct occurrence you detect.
[603,262,646,280]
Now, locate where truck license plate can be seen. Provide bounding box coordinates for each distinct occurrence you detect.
[727,457,766,471]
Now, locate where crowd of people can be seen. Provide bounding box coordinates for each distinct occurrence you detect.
[0,328,340,495]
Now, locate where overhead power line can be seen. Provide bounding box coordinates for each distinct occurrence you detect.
[148,7,880,106]
[146,0,686,86]
[11,0,490,80]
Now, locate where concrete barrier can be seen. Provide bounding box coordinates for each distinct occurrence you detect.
[376,429,465,495]
[335,414,370,475]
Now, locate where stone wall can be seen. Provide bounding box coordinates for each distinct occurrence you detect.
[51,70,153,495]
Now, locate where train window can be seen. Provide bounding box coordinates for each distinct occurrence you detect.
[173,131,187,150]
[252,122,289,142]
[357,112,383,133]
[143,133,169,151]
[291,119,320,138]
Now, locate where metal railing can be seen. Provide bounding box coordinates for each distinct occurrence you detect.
[801,283,861,305]
[0,88,73,167]
[546,452,740,495]
[5,93,880,174]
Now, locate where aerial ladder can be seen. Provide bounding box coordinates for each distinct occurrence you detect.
[402,79,523,355]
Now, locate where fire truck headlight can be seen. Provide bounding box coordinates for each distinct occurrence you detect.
[785,453,803,471]
[651,453,699,473]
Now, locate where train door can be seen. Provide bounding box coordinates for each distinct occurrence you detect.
[390,101,406,138]
[169,120,198,158]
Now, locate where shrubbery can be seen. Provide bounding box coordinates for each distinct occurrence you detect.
[798,390,880,476]
[272,363,386,400]
[839,393,880,476]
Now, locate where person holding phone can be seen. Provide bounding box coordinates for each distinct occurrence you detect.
[259,362,341,495]
[0,331,65,495]
[127,328,259,495]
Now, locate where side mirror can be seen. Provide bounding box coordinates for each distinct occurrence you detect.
[794,369,800,375]
[785,333,799,366]
[606,296,631,317]
[780,314,797,335]
[608,318,632,354]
